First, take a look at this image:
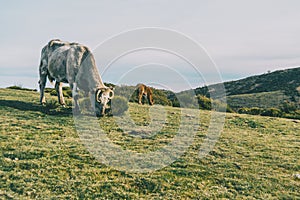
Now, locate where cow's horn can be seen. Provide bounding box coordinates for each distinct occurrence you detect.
[96,89,101,103]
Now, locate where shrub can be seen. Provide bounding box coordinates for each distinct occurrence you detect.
[226,105,234,113]
[152,89,172,106]
[261,108,282,117]
[45,99,59,110]
[50,90,57,96]
[111,96,129,116]
[280,101,297,113]
[248,107,262,115]
[197,95,211,110]
[7,85,37,92]
[237,107,250,114]
[7,85,23,90]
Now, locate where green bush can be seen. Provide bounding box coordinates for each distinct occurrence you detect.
[197,95,212,110]
[261,108,282,117]
[152,89,172,106]
[283,111,300,120]
[237,107,250,114]
[280,101,297,113]
[111,96,129,116]
[50,90,57,96]
[172,99,180,107]
[248,107,262,115]
[7,85,37,92]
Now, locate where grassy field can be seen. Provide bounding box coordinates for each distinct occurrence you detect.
[0,88,299,199]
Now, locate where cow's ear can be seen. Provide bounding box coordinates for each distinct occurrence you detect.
[109,86,115,91]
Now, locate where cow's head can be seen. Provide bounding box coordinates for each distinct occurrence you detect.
[95,87,114,116]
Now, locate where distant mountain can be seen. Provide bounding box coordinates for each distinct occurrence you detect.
[193,67,300,101]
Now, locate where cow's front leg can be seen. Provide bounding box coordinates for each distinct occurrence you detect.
[138,92,143,104]
[55,81,65,106]
[70,83,80,112]
[39,75,47,105]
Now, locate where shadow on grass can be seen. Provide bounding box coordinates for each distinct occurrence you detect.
[0,100,72,116]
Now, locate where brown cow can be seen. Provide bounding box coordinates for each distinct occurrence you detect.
[137,84,154,105]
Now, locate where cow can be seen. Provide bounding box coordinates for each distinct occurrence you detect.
[137,84,154,105]
[38,39,114,116]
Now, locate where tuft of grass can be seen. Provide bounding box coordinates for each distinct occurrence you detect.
[45,99,60,110]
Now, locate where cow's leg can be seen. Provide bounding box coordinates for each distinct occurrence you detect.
[138,91,143,104]
[101,102,107,116]
[39,75,47,104]
[70,83,80,112]
[89,91,96,111]
[147,95,151,105]
[55,81,65,106]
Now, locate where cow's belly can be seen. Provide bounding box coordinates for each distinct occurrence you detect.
[48,51,69,83]
[48,63,68,83]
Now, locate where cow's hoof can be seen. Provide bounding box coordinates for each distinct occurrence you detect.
[95,112,104,117]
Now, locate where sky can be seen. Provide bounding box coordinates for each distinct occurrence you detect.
[1,0,300,92]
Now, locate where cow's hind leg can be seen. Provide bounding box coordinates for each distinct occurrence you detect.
[39,75,47,105]
[55,82,65,106]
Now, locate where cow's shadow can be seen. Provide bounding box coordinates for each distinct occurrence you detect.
[0,100,72,116]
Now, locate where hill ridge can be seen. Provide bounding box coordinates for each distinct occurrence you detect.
[193,67,300,100]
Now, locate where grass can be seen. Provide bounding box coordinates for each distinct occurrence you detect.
[0,88,299,199]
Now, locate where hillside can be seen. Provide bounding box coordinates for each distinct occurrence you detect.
[0,88,299,199]
[186,67,300,116]
[194,67,300,99]
[226,91,290,109]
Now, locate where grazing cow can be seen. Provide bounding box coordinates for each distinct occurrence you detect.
[38,39,114,116]
[137,84,154,105]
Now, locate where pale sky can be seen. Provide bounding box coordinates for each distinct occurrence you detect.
[1,0,300,91]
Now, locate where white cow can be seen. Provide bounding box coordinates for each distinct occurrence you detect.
[38,39,114,116]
